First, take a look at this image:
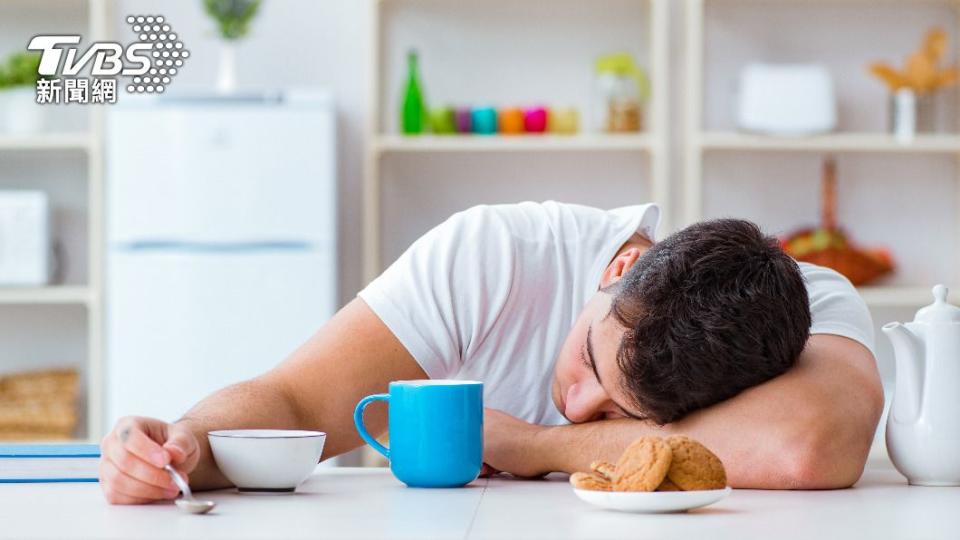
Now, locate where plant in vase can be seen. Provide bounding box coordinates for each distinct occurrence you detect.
[0,52,44,134]
[868,28,959,139]
[203,0,262,93]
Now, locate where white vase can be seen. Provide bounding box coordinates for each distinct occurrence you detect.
[217,42,237,94]
[0,87,44,134]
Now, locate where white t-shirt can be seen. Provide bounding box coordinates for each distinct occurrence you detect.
[358,201,875,426]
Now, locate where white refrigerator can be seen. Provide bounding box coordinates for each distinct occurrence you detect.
[105,91,337,427]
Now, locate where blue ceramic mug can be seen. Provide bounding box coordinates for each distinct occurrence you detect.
[354,380,483,488]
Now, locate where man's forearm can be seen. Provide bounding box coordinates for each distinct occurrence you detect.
[535,412,798,488]
[174,376,304,490]
[533,338,883,489]
[533,394,877,489]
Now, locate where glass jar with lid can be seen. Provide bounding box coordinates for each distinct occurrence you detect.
[593,53,649,133]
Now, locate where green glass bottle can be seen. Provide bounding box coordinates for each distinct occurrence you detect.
[401,50,427,134]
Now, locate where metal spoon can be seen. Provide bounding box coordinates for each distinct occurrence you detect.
[164,464,216,515]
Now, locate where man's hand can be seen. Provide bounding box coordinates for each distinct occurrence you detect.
[99,416,200,504]
[482,408,550,478]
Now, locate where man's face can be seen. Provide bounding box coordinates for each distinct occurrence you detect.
[550,291,646,424]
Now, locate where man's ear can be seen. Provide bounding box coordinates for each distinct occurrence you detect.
[600,247,643,288]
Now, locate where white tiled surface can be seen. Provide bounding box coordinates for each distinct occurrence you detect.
[2,462,960,539]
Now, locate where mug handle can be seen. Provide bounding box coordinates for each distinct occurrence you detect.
[353,393,390,460]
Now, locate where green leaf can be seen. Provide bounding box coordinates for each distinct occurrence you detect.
[0,52,41,89]
[202,0,262,41]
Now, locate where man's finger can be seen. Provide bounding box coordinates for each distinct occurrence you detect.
[119,421,170,468]
[105,493,154,505]
[104,440,176,490]
[163,426,198,466]
[100,459,178,503]
[105,459,179,500]
[163,442,188,466]
[478,463,501,478]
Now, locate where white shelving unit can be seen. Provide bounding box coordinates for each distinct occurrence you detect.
[0,0,107,442]
[0,287,93,306]
[699,132,960,153]
[858,285,960,307]
[684,0,960,308]
[0,133,93,151]
[364,0,671,282]
[374,133,654,153]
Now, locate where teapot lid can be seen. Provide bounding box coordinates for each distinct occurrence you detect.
[915,285,960,323]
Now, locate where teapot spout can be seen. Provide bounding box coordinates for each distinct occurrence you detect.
[882,322,924,423]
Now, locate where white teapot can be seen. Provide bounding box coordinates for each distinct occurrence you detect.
[882,284,960,486]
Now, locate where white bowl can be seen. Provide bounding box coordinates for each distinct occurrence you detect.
[208,429,326,493]
[573,486,732,513]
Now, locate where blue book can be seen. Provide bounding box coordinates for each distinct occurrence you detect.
[0,444,100,483]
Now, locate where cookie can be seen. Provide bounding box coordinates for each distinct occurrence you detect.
[589,460,616,481]
[664,435,727,490]
[655,477,682,491]
[612,436,672,492]
[570,471,612,491]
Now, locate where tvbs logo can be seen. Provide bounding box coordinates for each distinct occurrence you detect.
[28,35,152,77]
[28,15,188,103]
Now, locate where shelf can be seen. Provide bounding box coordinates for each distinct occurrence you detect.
[857,286,959,308]
[698,132,960,153]
[0,286,92,306]
[0,133,94,152]
[374,134,654,153]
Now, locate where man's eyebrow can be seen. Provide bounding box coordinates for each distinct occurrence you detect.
[586,324,602,385]
[587,323,647,421]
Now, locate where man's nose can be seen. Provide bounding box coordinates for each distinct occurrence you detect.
[564,381,607,423]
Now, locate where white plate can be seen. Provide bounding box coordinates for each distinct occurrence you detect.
[573,486,732,513]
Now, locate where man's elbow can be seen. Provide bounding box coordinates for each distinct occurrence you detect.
[781,382,885,489]
[782,440,866,490]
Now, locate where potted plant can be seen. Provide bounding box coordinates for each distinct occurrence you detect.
[869,27,959,139]
[0,52,44,134]
[203,0,262,93]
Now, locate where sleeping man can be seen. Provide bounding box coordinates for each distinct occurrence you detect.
[99,201,883,503]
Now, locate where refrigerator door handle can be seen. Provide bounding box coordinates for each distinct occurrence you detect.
[113,240,318,253]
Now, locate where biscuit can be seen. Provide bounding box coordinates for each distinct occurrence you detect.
[664,435,727,490]
[570,471,612,491]
[589,460,616,481]
[612,436,672,492]
[655,477,682,491]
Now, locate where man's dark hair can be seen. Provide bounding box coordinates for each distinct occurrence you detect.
[608,218,811,425]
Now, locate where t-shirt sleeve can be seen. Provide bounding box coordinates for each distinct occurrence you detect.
[357,205,517,379]
[802,263,876,356]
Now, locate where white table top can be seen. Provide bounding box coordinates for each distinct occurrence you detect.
[2,459,959,539]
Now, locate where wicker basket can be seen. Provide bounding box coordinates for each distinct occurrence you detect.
[0,368,79,440]
[0,430,75,441]
[795,247,894,287]
[0,368,79,399]
[783,158,895,287]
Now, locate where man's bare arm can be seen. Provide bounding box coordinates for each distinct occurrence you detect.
[173,380,303,489]
[102,298,424,500]
[485,334,884,489]
[176,298,426,490]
